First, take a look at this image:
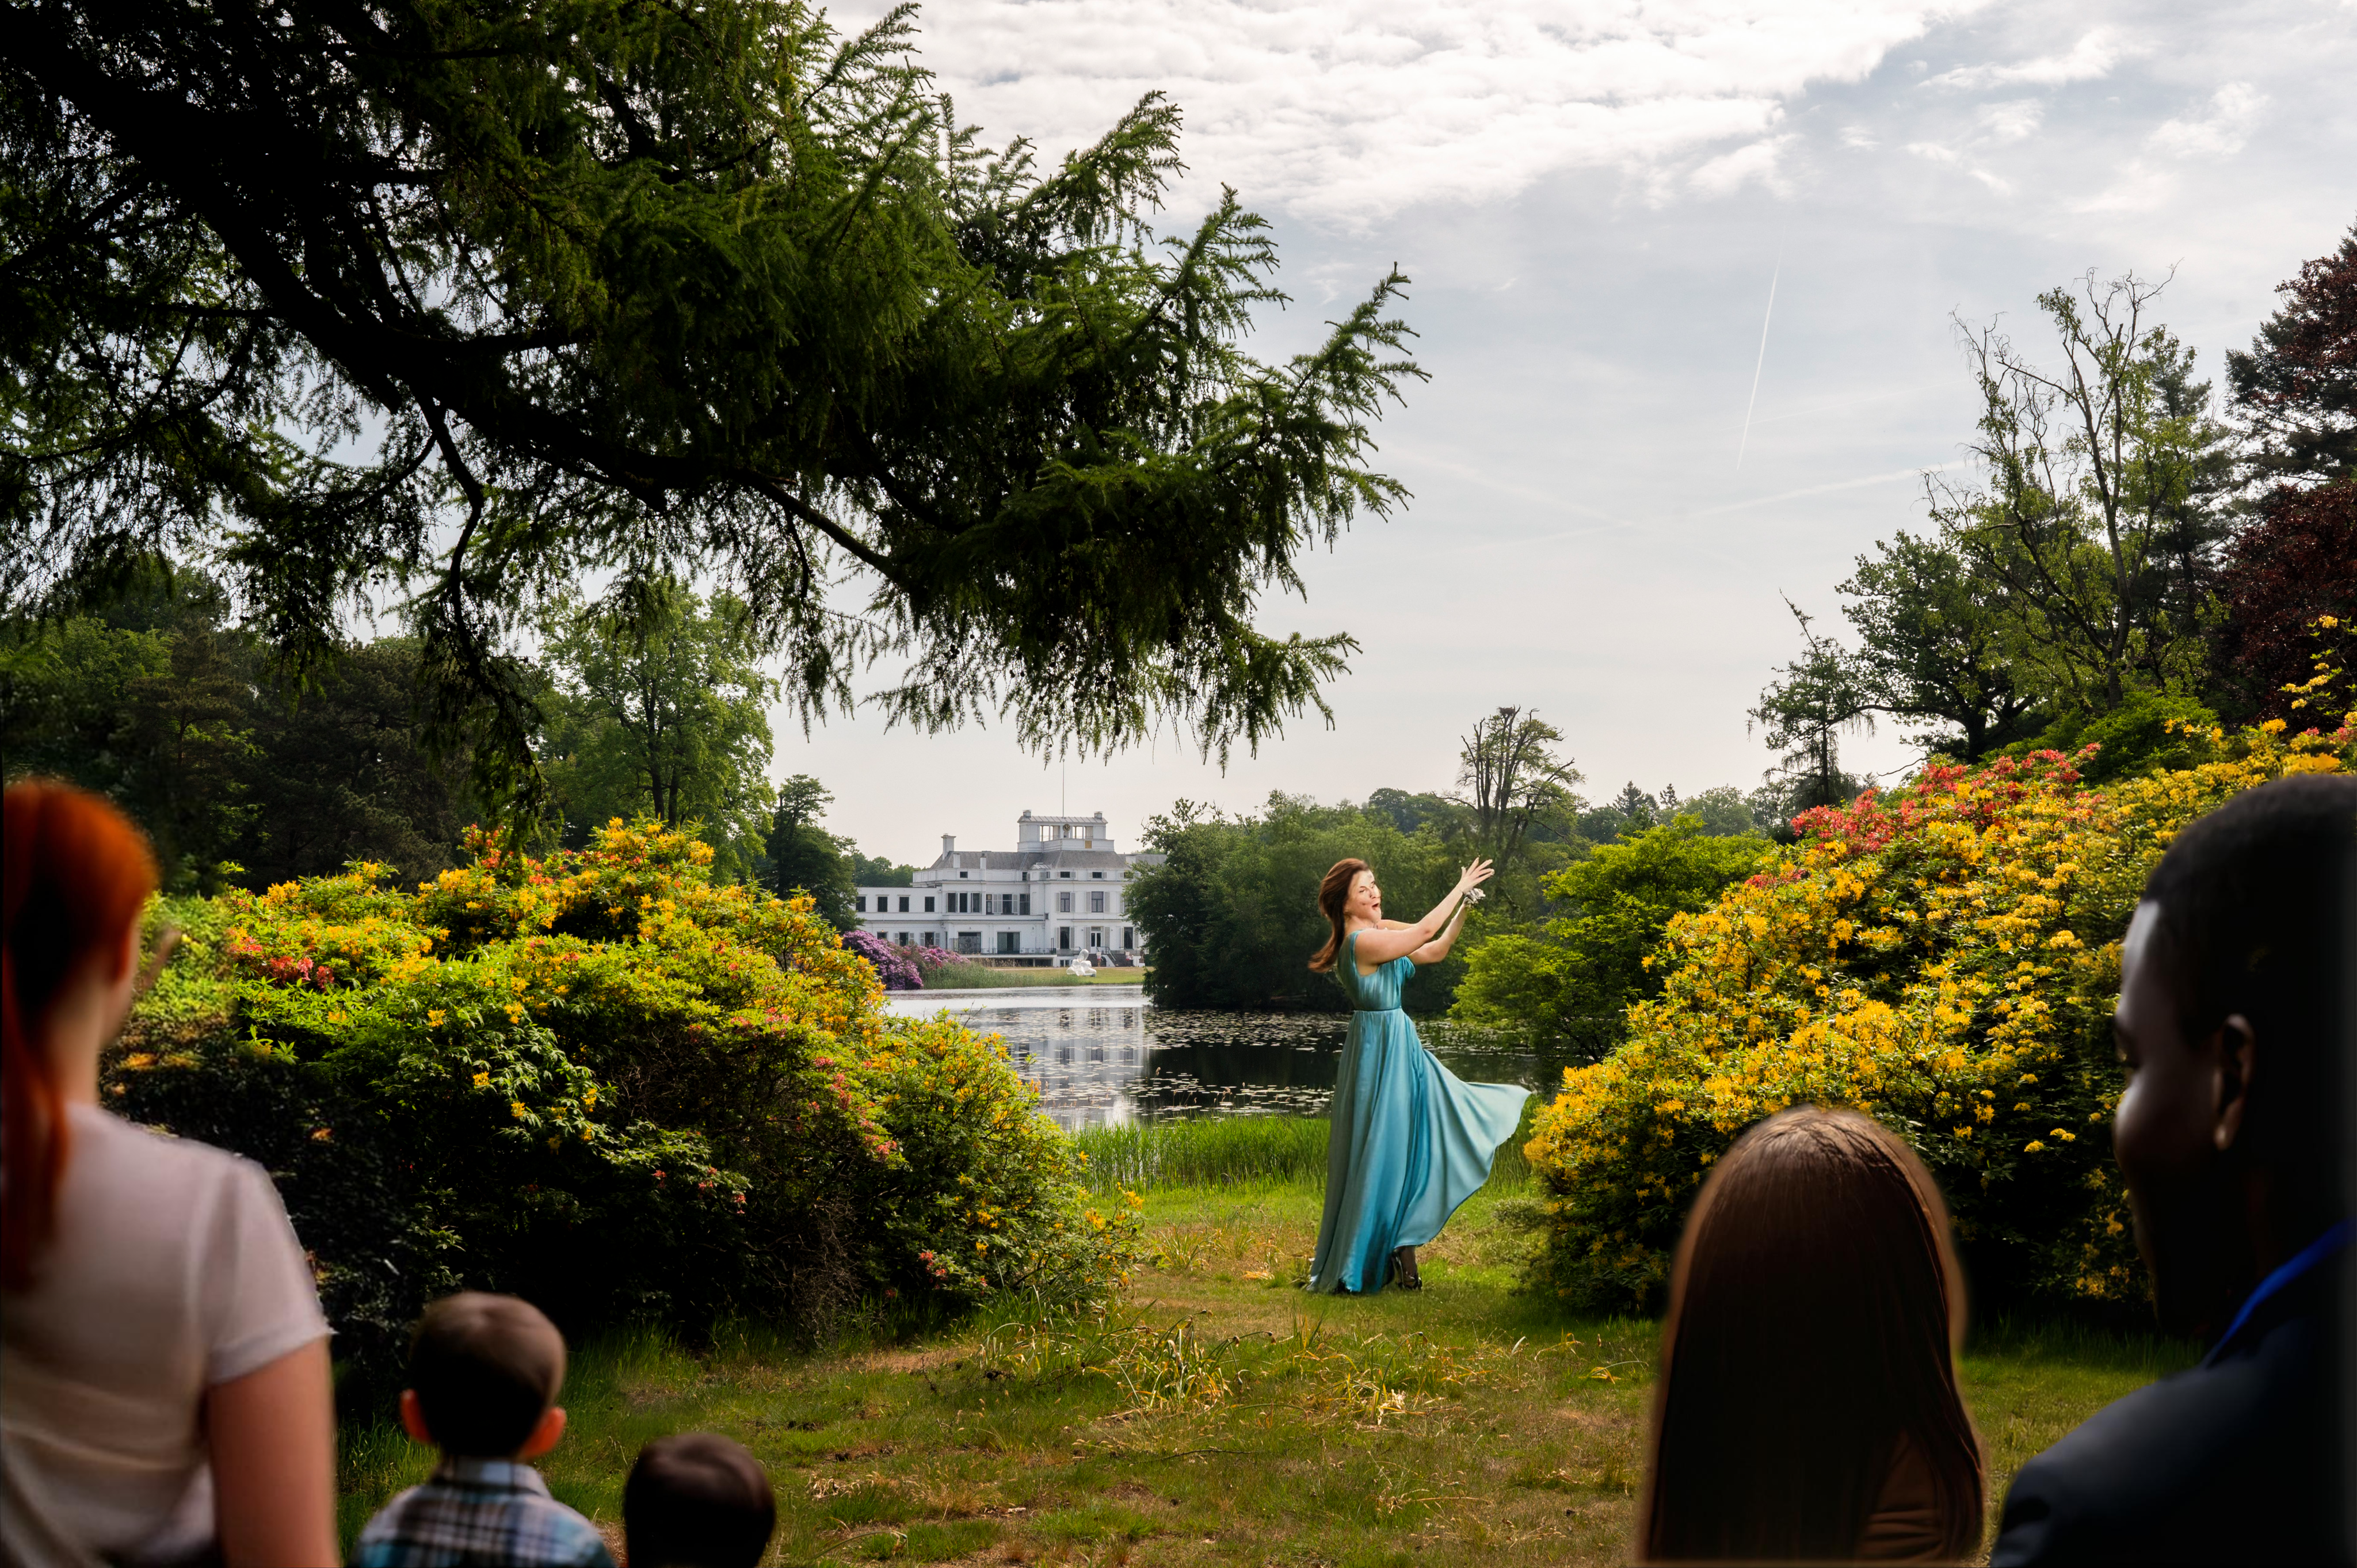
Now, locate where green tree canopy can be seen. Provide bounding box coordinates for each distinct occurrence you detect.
[1451,817,1771,1047]
[1,0,1421,811]
[538,581,778,879]
[1928,273,2234,713]
[760,773,857,929]
[1129,794,1462,1012]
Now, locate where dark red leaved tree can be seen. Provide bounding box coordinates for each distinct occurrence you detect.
[2226,221,2357,486]
[2215,480,2357,722]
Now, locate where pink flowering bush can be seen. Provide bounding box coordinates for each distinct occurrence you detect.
[113,818,1136,1383]
[843,929,925,989]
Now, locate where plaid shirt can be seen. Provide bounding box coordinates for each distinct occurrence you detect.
[353,1457,615,1568]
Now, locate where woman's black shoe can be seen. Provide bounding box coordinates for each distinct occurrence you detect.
[1391,1246,1422,1291]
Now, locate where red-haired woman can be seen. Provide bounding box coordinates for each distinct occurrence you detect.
[2,782,337,1566]
[1305,856,1527,1293]
[1642,1107,1986,1562]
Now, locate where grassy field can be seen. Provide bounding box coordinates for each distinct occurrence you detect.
[338,1121,2190,1566]
[921,964,1151,989]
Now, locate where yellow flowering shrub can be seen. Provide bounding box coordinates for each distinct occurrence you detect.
[115,818,1135,1383]
[1523,718,2355,1314]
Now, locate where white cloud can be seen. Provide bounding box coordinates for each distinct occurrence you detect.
[838,0,1992,222]
[2146,82,2268,158]
[1689,135,1797,196]
[1921,28,2122,89]
[1975,98,2044,142]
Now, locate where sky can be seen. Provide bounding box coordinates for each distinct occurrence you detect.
[784,0,2357,865]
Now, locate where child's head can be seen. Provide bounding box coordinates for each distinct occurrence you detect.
[401,1292,569,1460]
[624,1433,776,1568]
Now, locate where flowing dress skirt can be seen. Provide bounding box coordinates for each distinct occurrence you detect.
[1305,1002,1529,1294]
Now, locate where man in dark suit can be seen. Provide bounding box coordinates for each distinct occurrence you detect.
[1993,773,2354,1566]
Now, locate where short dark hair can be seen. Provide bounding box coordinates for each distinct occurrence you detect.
[408,1293,566,1458]
[2142,773,2357,1180]
[624,1433,777,1568]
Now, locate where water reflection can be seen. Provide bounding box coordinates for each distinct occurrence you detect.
[877,985,1582,1130]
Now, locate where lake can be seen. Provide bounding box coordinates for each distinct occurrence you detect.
[877,983,1587,1129]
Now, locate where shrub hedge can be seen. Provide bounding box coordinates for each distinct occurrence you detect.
[1522,720,2354,1317]
[112,819,1138,1391]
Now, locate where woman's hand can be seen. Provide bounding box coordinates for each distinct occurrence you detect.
[1454,859,1496,898]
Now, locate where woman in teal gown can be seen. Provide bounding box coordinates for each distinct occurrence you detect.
[1307,857,1529,1294]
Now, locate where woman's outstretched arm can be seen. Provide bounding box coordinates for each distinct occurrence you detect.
[1350,861,1493,967]
[1409,896,1477,966]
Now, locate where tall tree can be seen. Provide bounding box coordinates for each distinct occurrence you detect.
[1836,531,2043,760]
[538,582,777,878]
[1,1,1419,812]
[1749,598,1874,815]
[2226,219,2357,487]
[234,638,481,886]
[1925,273,2235,712]
[2214,480,2357,723]
[762,774,857,928]
[1455,708,1579,864]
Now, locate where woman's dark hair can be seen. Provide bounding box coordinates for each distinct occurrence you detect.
[626,1432,777,1568]
[2,780,159,1290]
[1307,858,1370,974]
[1642,1107,1984,1562]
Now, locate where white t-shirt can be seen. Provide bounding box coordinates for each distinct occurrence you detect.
[2,1104,331,1566]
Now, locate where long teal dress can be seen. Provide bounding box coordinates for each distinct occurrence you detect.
[1307,930,1530,1294]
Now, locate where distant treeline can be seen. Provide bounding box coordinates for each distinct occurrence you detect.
[0,564,917,910]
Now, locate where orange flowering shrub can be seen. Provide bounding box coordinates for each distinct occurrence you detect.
[1523,718,2355,1314]
[115,818,1136,1381]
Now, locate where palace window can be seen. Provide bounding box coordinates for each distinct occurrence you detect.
[1122,926,1135,948]
[898,895,910,913]
[855,895,866,912]
[1057,891,1073,913]
[1089,891,1107,914]
[1057,926,1073,949]
[923,896,935,913]
[1020,893,1032,915]
[1091,871,1105,879]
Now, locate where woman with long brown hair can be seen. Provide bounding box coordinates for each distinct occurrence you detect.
[1642,1107,1986,1562]
[1305,856,1527,1293]
[2,781,337,1566]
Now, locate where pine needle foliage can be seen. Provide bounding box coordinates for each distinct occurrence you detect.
[1,0,1422,811]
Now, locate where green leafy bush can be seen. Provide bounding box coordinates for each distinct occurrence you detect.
[112,819,1137,1389]
[1451,817,1771,1048]
[1522,722,2354,1317]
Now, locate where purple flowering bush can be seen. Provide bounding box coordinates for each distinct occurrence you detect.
[842,928,924,990]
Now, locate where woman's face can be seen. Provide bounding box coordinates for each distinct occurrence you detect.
[1345,869,1382,924]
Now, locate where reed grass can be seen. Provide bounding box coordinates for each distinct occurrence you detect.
[1069,1111,1535,1196]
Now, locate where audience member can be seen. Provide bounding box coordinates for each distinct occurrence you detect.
[1993,774,2355,1566]
[624,1433,777,1568]
[354,1292,614,1568]
[2,780,336,1567]
[1642,1106,1985,1563]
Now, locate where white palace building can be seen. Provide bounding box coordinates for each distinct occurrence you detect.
[853,811,1161,960]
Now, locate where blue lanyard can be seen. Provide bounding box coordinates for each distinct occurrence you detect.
[2202,1218,2352,1367]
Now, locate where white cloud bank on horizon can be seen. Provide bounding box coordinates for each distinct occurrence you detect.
[840,0,1996,222]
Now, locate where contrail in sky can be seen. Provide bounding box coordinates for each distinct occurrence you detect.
[1736,247,1782,470]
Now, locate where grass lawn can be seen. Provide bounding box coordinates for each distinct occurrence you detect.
[339,1134,2191,1566]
